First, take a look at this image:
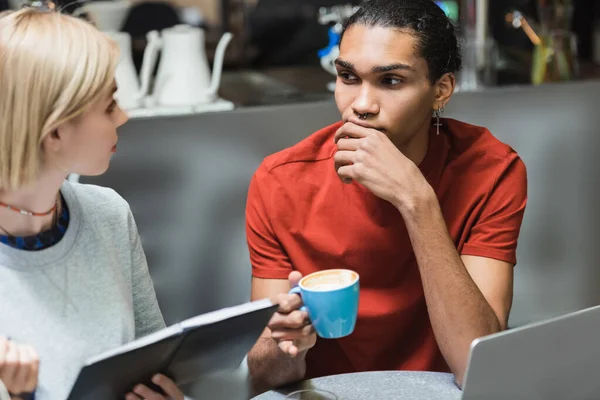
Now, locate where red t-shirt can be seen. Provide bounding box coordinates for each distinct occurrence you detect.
[246,118,527,378]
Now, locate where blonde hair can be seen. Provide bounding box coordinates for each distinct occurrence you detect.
[0,8,119,190]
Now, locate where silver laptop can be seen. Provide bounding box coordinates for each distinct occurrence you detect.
[461,304,600,400]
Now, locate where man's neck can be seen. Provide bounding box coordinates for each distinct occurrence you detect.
[394,121,431,166]
[0,170,67,237]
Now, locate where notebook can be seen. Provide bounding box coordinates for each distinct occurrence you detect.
[67,299,277,399]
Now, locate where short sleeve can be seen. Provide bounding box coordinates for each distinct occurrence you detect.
[246,163,293,279]
[461,153,528,265]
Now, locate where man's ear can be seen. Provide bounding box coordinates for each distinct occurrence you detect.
[432,72,455,110]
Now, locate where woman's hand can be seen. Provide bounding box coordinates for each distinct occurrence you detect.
[0,337,39,400]
[125,374,184,400]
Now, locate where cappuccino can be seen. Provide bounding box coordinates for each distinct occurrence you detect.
[301,270,358,291]
[307,283,345,291]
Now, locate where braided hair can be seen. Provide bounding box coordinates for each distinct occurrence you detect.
[341,0,461,83]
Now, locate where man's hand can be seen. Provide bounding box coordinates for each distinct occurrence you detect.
[268,272,317,357]
[333,122,432,211]
[126,374,184,400]
[0,337,39,400]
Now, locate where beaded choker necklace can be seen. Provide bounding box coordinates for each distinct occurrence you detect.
[0,196,58,217]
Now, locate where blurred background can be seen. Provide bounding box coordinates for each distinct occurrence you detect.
[4,0,600,394]
[3,0,593,330]
[4,0,598,107]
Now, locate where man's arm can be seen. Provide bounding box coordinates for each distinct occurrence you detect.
[245,164,317,395]
[333,123,526,387]
[402,194,513,386]
[247,275,315,395]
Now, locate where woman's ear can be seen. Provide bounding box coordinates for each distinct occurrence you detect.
[433,72,455,110]
[40,124,74,175]
[41,129,61,153]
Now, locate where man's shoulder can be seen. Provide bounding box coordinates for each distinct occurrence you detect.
[259,122,341,177]
[444,119,527,202]
[446,118,523,166]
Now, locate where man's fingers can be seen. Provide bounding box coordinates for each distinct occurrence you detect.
[270,325,316,341]
[288,271,303,288]
[268,310,310,330]
[336,137,362,151]
[275,293,304,314]
[278,340,299,357]
[337,165,357,183]
[334,150,359,184]
[334,122,372,142]
[277,334,317,356]
[334,150,355,168]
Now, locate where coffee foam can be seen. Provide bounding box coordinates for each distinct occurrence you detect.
[301,270,358,291]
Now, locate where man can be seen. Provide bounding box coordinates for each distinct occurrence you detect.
[245,0,527,394]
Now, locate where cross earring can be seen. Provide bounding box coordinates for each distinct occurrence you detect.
[433,105,445,135]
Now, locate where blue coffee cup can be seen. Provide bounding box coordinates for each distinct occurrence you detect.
[289,269,359,339]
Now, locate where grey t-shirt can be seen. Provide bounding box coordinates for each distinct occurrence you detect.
[0,181,166,399]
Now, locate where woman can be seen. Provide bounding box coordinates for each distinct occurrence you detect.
[0,7,184,400]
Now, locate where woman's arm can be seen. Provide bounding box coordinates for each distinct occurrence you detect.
[125,210,186,400]
[126,209,166,338]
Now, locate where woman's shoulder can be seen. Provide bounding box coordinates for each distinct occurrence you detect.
[60,180,132,223]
